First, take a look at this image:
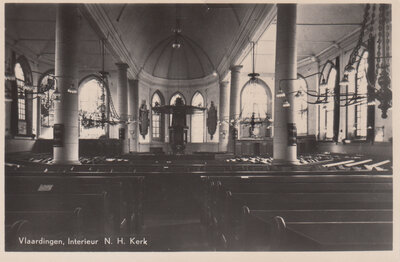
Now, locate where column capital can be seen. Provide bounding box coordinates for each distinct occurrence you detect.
[229,65,243,73]
[116,63,129,70]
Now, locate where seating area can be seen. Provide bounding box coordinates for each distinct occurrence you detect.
[5,170,144,251]
[201,171,393,251]
[4,152,393,252]
[2,3,396,261]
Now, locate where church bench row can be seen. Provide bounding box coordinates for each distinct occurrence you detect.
[5,174,145,236]
[249,209,393,222]
[5,218,109,251]
[219,191,392,226]
[236,210,392,251]
[211,181,392,193]
[204,179,392,221]
[5,192,110,237]
[5,209,83,250]
[200,174,392,225]
[201,174,392,251]
[5,209,83,233]
[6,161,393,173]
[211,193,392,250]
[6,163,272,173]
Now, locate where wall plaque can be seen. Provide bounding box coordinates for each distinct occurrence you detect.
[53,124,64,147]
[139,101,149,139]
[207,101,217,140]
[287,123,297,146]
[119,127,125,140]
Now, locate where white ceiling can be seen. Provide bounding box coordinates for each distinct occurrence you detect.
[240,4,365,74]
[5,3,366,80]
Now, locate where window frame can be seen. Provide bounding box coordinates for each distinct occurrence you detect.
[78,75,110,139]
[12,56,33,137]
[239,78,272,139]
[354,50,369,139]
[190,91,205,143]
[318,60,336,141]
[151,90,165,142]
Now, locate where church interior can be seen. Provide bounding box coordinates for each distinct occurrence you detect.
[2,3,395,253]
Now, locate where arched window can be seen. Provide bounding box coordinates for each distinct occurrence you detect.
[78,77,108,139]
[12,56,33,136]
[151,91,164,141]
[295,76,308,135]
[319,61,336,140]
[39,70,56,138]
[14,63,26,123]
[170,92,186,105]
[355,50,369,138]
[191,92,205,142]
[240,81,270,138]
[169,92,186,125]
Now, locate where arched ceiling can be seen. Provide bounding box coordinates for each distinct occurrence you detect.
[240,4,365,75]
[5,3,368,82]
[102,4,251,80]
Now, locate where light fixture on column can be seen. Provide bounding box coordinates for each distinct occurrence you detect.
[24,84,34,92]
[339,74,349,85]
[9,70,61,103]
[67,83,78,94]
[276,87,286,98]
[53,87,61,101]
[282,98,290,108]
[5,71,16,81]
[277,71,328,107]
[4,59,16,81]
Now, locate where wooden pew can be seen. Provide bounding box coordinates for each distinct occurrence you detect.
[240,209,392,251]
[201,172,392,251]
[5,220,34,251]
[5,173,145,235]
[6,192,109,236]
[223,191,392,223]
[215,181,392,193]
[5,208,84,250]
[201,173,392,227]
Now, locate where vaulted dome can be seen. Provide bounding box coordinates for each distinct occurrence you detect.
[142,33,215,80]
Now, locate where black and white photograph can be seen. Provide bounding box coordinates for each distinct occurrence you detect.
[1,1,398,261]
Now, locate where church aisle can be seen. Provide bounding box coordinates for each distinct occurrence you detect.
[141,175,210,251]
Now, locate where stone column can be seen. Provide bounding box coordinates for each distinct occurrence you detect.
[116,63,129,154]
[128,79,139,152]
[219,81,230,152]
[228,65,243,153]
[53,4,81,164]
[273,4,299,164]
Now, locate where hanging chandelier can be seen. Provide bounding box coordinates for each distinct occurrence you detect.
[343,4,391,118]
[248,42,260,86]
[79,39,125,129]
